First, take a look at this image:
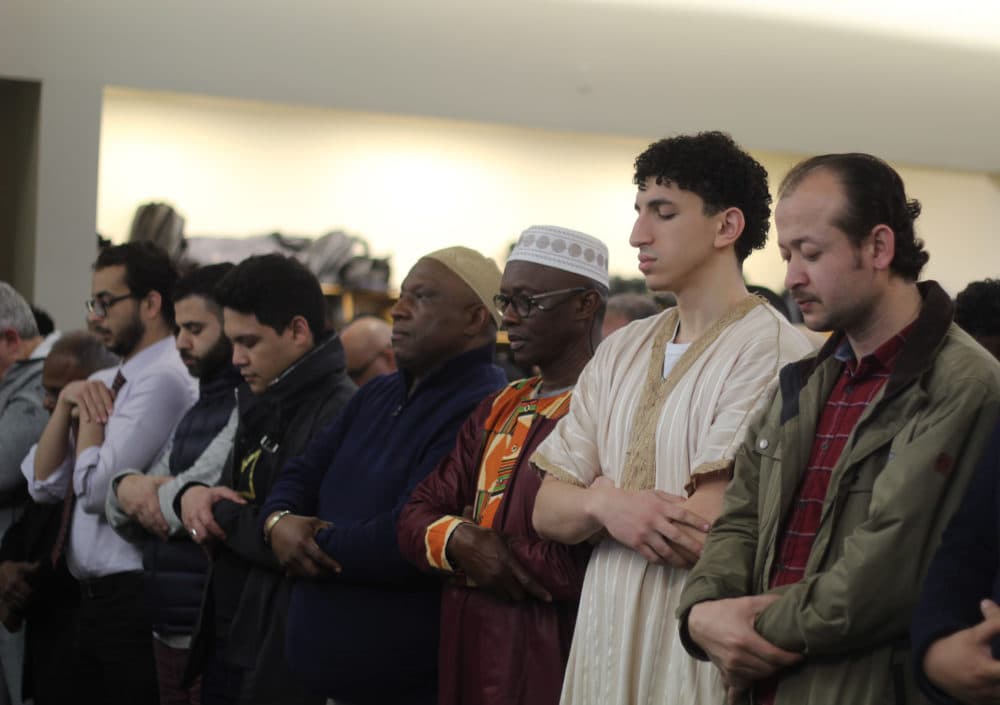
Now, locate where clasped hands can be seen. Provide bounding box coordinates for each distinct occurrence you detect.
[59,379,116,424]
[267,513,341,578]
[924,599,1000,705]
[688,595,802,704]
[587,475,712,568]
[0,561,39,617]
[117,474,172,538]
[180,484,247,545]
[445,522,551,603]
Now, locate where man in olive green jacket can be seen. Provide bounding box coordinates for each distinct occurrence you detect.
[677,153,1000,705]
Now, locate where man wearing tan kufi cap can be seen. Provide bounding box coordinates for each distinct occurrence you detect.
[260,247,507,705]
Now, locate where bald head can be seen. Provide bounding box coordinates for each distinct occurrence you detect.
[42,331,119,412]
[602,293,660,339]
[341,317,396,386]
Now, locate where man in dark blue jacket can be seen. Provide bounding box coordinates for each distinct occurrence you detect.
[261,247,507,705]
[913,418,1000,705]
[108,263,241,705]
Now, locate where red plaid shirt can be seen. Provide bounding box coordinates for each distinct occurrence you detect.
[756,325,911,704]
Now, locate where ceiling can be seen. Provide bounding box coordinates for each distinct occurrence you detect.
[2,0,999,171]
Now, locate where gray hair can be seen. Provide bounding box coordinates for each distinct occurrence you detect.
[50,330,119,375]
[606,293,661,323]
[0,282,40,339]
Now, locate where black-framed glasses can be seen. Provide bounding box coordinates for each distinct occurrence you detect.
[85,292,134,318]
[493,287,589,319]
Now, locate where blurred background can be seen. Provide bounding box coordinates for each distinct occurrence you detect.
[1,0,998,330]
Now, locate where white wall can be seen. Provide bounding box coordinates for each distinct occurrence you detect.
[99,88,1000,296]
[5,1,998,328]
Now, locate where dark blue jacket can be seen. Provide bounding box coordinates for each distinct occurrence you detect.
[261,343,506,705]
[912,418,1000,704]
[143,365,243,637]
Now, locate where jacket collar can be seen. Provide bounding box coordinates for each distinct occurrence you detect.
[237,332,349,429]
[261,332,348,406]
[197,364,244,398]
[395,342,497,403]
[780,281,953,421]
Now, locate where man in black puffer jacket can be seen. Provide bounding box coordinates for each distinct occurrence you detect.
[108,263,244,705]
[175,255,356,705]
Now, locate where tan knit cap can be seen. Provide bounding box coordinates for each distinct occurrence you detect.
[421,246,503,326]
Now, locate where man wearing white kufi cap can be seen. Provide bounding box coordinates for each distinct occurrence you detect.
[531,132,813,705]
[399,225,609,705]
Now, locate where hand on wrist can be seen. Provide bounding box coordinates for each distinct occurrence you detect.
[263,510,292,544]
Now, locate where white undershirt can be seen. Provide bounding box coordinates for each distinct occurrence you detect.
[663,342,691,378]
[662,319,691,378]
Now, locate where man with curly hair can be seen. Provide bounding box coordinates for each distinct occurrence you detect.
[531,132,812,705]
[955,278,1000,361]
[678,154,1000,705]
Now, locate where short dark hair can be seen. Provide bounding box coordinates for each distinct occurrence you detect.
[215,254,326,336]
[778,153,928,281]
[633,131,772,263]
[50,330,119,376]
[955,278,1000,338]
[747,284,791,321]
[94,242,179,326]
[173,263,235,310]
[31,306,54,336]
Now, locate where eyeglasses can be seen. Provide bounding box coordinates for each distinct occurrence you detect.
[493,287,589,319]
[85,292,134,318]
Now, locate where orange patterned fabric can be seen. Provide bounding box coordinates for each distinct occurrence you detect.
[425,515,466,571]
[473,378,572,528]
[422,377,573,571]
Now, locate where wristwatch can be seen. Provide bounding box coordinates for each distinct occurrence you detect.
[263,509,292,544]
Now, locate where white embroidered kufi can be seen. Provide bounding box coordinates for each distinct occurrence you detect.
[507,225,610,288]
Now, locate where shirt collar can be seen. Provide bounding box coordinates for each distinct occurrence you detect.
[836,321,915,378]
[31,332,61,360]
[120,335,176,379]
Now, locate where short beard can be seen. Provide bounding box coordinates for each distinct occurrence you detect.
[110,314,144,358]
[185,337,232,380]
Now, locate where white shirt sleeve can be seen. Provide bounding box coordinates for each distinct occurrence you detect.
[74,367,195,515]
[22,442,72,504]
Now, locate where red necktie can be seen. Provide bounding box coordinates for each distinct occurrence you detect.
[50,370,126,567]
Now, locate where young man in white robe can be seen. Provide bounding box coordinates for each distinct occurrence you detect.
[531,131,814,705]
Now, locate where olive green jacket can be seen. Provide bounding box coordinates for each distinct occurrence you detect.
[678,282,1000,705]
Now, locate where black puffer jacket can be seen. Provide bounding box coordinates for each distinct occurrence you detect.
[142,365,243,638]
[184,333,356,704]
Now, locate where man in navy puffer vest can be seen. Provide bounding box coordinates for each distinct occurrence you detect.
[108,263,243,705]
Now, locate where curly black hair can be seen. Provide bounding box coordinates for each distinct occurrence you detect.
[778,153,929,281]
[633,131,771,263]
[215,254,325,337]
[955,278,1000,338]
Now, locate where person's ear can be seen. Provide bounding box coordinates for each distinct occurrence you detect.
[714,207,746,251]
[287,315,315,347]
[868,225,896,272]
[576,290,602,320]
[463,305,492,338]
[141,290,163,322]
